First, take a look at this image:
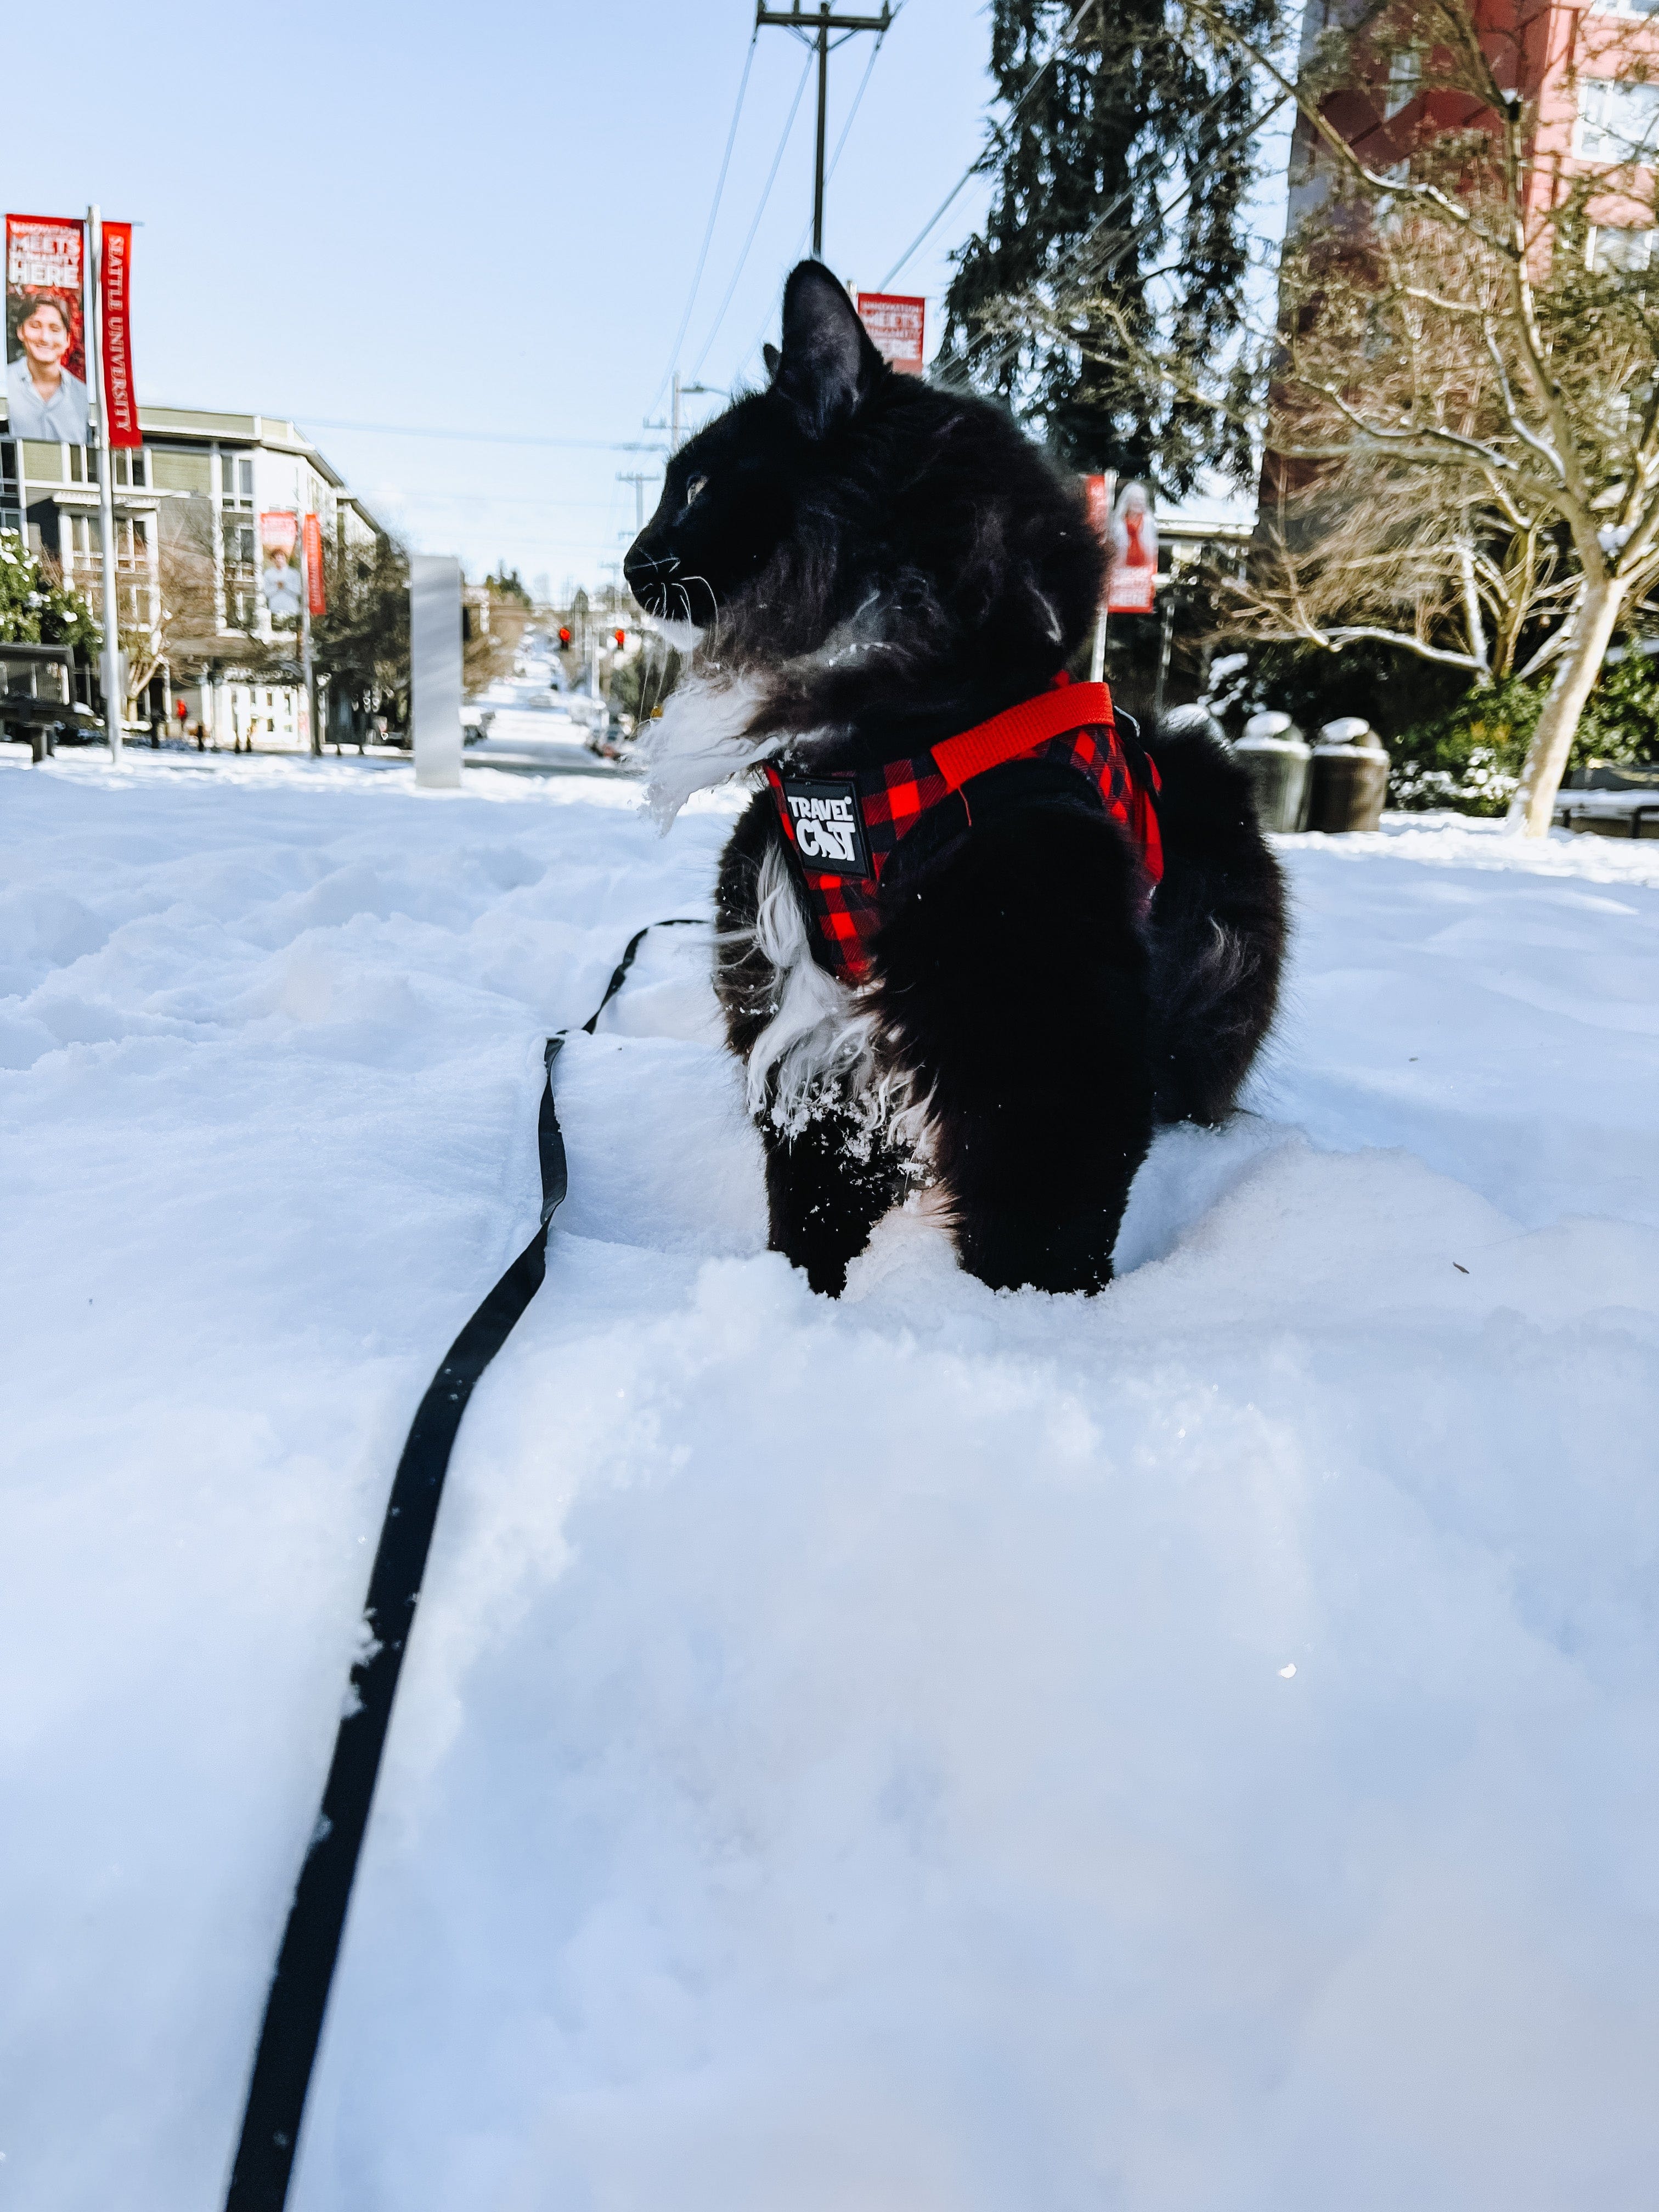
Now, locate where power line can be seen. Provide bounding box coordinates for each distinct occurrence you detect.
[877,0,1096,289]
[648,32,760,415]
[1036,67,1266,303]
[297,416,665,453]
[690,46,817,379]
[963,86,1292,401]
[731,15,894,387]
[755,4,895,259]
[828,16,890,185]
[1058,88,1290,308]
[360,489,625,511]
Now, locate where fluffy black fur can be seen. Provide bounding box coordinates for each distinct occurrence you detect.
[627,262,1284,1296]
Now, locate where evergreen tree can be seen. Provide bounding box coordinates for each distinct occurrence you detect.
[312,534,410,709]
[943,0,1279,494]
[486,563,532,608]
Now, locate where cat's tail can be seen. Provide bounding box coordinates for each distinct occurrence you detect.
[1143,713,1287,1126]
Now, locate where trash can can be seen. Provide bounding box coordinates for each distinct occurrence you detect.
[1307,716,1390,833]
[1233,711,1311,832]
[1159,702,1227,745]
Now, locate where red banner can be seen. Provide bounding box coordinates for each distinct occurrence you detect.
[1084,472,1114,545]
[5,214,89,444]
[98,219,140,449]
[855,291,926,375]
[303,514,326,617]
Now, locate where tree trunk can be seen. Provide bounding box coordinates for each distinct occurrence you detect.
[1506,576,1626,838]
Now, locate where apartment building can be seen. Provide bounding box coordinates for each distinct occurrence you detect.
[1286,0,1659,258]
[0,404,385,742]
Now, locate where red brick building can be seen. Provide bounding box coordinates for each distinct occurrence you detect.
[1286,0,1659,264]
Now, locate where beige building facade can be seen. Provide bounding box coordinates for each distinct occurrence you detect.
[0,403,384,743]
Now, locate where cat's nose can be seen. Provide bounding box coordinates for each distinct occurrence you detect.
[624,536,668,613]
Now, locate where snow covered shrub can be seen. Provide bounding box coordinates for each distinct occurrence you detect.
[0,528,100,652]
[1390,654,1659,814]
[1581,649,1659,766]
[1386,676,1537,816]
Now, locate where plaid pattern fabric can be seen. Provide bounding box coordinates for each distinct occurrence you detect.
[765,697,1163,985]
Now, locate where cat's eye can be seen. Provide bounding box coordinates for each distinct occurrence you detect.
[684,473,708,507]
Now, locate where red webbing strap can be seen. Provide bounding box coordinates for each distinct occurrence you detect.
[930,680,1115,792]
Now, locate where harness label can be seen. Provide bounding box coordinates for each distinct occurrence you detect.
[777,776,873,877]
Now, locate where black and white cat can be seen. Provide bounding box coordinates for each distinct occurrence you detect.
[625,261,1284,1297]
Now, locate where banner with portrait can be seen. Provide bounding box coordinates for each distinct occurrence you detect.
[259,511,303,623]
[1105,481,1158,614]
[5,214,89,445]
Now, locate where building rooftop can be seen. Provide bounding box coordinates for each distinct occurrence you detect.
[1,399,387,539]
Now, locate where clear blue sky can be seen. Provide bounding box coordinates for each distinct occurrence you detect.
[10,0,1000,594]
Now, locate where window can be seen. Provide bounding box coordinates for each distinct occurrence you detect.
[219,450,255,631]
[1592,224,1656,271]
[1384,48,1422,120]
[1577,77,1659,164]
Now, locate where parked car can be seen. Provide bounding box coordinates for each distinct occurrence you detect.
[375,707,490,751]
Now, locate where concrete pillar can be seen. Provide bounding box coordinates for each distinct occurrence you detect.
[411,555,462,790]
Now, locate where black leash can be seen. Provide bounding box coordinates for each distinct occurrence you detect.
[223,917,707,2212]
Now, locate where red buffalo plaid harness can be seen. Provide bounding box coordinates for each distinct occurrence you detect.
[763,677,1163,984]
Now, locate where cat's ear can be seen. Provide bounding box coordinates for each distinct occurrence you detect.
[772,260,883,438]
[763,342,781,377]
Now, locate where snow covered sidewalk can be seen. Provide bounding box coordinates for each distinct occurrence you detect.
[4,753,1658,2211]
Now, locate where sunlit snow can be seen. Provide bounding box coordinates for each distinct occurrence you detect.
[3,752,1657,2210]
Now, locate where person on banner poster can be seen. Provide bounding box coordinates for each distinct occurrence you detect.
[6,292,89,443]
[262,549,303,621]
[1105,480,1158,616]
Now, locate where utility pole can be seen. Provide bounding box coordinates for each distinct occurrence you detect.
[616,471,658,534]
[755,2,891,259]
[84,205,122,759]
[665,370,724,454]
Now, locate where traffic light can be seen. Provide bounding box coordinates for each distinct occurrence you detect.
[557,626,572,650]
[614,628,626,649]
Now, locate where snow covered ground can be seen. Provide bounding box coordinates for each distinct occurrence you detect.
[4,751,1658,2211]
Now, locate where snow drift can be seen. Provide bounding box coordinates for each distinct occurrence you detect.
[2,752,1658,2210]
